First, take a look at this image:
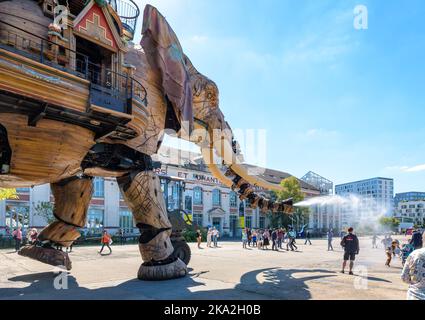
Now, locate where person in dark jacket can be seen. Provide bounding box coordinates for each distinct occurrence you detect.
[271,229,278,251]
[247,228,252,247]
[410,229,423,250]
[340,227,360,275]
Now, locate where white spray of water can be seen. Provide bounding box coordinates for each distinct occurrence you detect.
[294,195,391,232]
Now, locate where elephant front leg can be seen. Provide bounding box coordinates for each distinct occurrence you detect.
[118,171,188,281]
[19,176,93,270]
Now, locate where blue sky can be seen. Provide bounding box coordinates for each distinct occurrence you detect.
[133,0,425,194]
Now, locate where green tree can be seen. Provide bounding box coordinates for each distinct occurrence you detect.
[379,217,400,231]
[266,177,309,230]
[33,201,55,224]
[0,188,18,201]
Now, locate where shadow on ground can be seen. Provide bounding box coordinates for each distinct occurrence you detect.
[0,267,342,300]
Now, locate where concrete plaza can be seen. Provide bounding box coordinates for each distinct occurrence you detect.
[0,237,408,300]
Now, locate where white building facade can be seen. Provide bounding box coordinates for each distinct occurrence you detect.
[394,200,425,226]
[0,147,320,238]
[335,177,394,229]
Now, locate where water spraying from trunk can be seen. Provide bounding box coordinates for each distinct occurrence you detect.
[294,195,392,233]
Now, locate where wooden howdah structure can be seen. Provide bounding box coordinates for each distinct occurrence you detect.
[0,0,293,281]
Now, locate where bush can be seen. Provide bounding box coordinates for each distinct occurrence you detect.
[183,229,207,243]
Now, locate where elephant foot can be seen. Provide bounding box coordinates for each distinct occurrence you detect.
[18,245,72,271]
[137,257,187,281]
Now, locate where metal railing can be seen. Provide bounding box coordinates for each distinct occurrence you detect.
[0,20,147,113]
[115,0,140,34]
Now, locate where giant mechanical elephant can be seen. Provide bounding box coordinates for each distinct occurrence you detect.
[0,1,293,280]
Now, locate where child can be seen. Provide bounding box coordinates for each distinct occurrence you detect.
[385,240,398,267]
[242,229,248,249]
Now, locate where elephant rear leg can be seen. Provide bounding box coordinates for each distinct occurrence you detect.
[19,176,93,270]
[118,170,188,281]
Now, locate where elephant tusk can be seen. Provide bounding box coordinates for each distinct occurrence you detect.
[200,147,233,188]
[211,137,284,192]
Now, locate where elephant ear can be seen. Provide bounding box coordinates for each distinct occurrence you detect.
[141,4,193,134]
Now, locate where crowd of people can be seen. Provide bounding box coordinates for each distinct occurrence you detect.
[6,223,425,300]
[8,226,115,256]
[240,227,300,251]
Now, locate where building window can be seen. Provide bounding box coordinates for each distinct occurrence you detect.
[193,187,203,205]
[119,209,133,234]
[246,215,252,228]
[193,213,203,226]
[230,191,238,207]
[93,177,104,198]
[185,195,193,213]
[259,216,265,229]
[239,201,245,216]
[86,208,104,234]
[5,204,30,230]
[212,189,221,207]
[16,188,30,193]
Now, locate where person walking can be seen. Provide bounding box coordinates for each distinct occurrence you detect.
[372,233,379,249]
[410,229,423,250]
[385,240,399,267]
[207,228,212,248]
[277,229,284,249]
[12,227,22,252]
[340,227,360,275]
[242,228,248,249]
[401,233,425,300]
[304,230,312,245]
[327,229,334,251]
[287,227,298,251]
[99,230,112,255]
[213,228,219,247]
[196,229,203,249]
[246,228,251,247]
[251,230,257,247]
[271,229,278,251]
[263,230,270,250]
[257,231,264,250]
[118,228,125,246]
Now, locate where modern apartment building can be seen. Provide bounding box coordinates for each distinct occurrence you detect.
[335,177,394,228]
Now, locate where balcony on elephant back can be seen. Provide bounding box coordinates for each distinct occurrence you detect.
[0,19,146,112]
[0,14,147,141]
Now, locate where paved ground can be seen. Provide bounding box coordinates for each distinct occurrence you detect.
[0,237,409,300]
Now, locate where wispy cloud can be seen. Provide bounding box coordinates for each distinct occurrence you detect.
[402,164,425,172]
[189,35,208,44]
[385,164,425,173]
[304,128,339,139]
